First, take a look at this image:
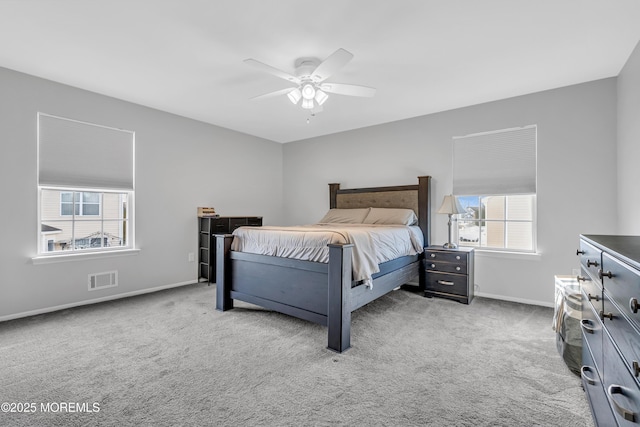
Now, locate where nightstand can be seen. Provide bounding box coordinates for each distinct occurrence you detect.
[424,246,474,304]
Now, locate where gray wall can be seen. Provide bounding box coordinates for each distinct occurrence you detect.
[617,41,640,232]
[0,62,626,318]
[0,67,284,320]
[283,79,618,306]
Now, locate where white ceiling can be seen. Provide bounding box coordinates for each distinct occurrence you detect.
[1,1,639,143]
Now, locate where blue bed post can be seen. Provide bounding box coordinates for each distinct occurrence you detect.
[327,243,353,353]
[215,234,234,311]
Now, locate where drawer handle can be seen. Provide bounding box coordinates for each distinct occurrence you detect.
[633,361,640,378]
[456,255,461,260]
[580,319,595,334]
[630,298,639,314]
[576,276,588,282]
[598,269,613,279]
[430,253,436,258]
[431,264,436,268]
[607,385,637,422]
[580,366,597,385]
[587,259,599,267]
[576,249,585,255]
[437,280,455,286]
[599,310,614,321]
[587,293,600,302]
[455,266,461,271]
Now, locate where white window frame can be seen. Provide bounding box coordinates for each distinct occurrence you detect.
[39,187,133,255]
[35,113,136,259]
[456,194,537,253]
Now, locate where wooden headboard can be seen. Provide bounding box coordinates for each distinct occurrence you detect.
[328,176,431,247]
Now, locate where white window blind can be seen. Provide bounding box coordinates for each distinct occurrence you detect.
[38,113,134,190]
[452,125,536,196]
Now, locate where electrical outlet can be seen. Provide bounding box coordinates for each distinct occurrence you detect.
[188,252,195,262]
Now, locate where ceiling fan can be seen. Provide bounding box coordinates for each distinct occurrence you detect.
[244,48,376,112]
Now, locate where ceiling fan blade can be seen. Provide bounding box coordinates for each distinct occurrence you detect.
[244,59,301,85]
[250,87,297,100]
[311,48,354,82]
[319,83,376,97]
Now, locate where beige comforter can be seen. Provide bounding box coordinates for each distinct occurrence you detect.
[231,224,424,287]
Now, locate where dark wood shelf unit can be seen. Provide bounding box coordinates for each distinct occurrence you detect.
[198,216,262,284]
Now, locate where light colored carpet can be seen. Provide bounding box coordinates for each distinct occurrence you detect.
[0,282,592,426]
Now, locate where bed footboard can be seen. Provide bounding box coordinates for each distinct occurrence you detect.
[214,234,354,352]
[327,243,353,353]
[215,234,234,311]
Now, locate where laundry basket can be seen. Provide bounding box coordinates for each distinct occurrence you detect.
[552,275,582,375]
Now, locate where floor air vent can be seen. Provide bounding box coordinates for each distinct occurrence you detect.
[88,271,118,291]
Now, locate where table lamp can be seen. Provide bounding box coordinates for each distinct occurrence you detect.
[437,195,465,249]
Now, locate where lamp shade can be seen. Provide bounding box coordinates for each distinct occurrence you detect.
[437,195,465,215]
[314,89,328,105]
[287,88,301,104]
[301,98,314,109]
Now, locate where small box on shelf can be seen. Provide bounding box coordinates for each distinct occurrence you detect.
[197,207,218,217]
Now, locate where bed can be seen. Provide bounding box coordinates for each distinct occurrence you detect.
[215,176,431,352]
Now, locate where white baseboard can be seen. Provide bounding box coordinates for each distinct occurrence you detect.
[0,280,198,322]
[475,291,554,308]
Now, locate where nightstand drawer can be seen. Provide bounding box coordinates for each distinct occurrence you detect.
[425,272,468,295]
[425,250,468,267]
[425,260,465,274]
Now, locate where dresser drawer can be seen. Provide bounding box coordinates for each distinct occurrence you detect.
[582,337,616,427]
[210,218,230,234]
[603,331,640,425]
[603,252,640,332]
[580,239,603,288]
[229,217,248,231]
[425,272,468,295]
[246,217,263,226]
[581,266,602,310]
[582,289,605,380]
[603,292,640,387]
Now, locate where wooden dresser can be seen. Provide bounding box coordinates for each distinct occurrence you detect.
[578,235,640,426]
[198,216,262,284]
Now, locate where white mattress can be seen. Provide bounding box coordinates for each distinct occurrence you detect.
[231,224,424,286]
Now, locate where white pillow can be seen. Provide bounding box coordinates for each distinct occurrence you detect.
[363,208,418,226]
[318,208,370,224]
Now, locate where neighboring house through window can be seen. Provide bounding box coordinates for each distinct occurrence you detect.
[60,191,100,216]
[37,113,135,254]
[452,126,537,252]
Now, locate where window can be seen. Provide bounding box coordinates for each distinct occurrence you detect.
[37,113,134,255]
[452,126,536,252]
[457,194,535,251]
[41,189,129,252]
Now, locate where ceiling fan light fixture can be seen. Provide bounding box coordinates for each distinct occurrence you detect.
[314,89,328,106]
[301,98,314,109]
[301,83,316,100]
[287,88,301,104]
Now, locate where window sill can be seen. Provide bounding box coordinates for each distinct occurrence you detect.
[470,249,542,261]
[31,248,140,265]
